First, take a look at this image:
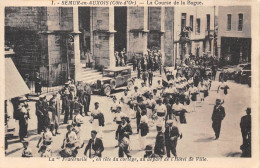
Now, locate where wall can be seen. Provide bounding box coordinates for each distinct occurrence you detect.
[164,7,174,66]
[127,7,147,59]
[5,7,74,86]
[218,6,251,39]
[5,7,46,79]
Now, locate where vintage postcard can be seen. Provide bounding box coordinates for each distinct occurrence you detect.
[0,0,259,167]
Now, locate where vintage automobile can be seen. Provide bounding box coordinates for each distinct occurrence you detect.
[234,63,250,82]
[239,63,251,84]
[91,67,135,96]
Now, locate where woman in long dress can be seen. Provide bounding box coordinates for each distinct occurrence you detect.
[217,79,230,104]
[188,83,199,112]
[138,110,149,150]
[90,102,104,139]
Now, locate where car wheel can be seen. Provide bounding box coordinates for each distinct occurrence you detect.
[103,86,111,96]
[127,80,134,89]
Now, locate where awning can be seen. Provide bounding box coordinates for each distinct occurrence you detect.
[5,57,30,100]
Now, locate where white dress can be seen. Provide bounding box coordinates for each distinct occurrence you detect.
[154,104,167,130]
[91,108,103,138]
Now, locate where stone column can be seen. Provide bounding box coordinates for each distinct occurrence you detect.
[109,7,116,67]
[143,6,149,55]
[46,7,61,86]
[73,6,81,82]
[92,7,115,68]
[160,7,165,65]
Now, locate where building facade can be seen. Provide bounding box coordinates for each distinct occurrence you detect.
[5,7,175,86]
[173,7,215,65]
[217,6,251,64]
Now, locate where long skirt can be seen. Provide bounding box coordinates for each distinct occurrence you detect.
[92,119,103,138]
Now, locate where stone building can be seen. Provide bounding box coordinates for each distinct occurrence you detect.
[173,6,215,65]
[5,7,175,86]
[217,6,251,64]
[6,7,220,86]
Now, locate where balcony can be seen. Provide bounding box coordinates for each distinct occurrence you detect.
[179,26,192,42]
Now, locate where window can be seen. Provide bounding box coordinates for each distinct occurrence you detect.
[190,15,194,30]
[206,14,210,31]
[181,13,187,29]
[238,13,243,31]
[227,14,232,31]
[196,19,200,34]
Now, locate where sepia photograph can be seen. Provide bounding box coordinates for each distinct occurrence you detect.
[3,4,255,164]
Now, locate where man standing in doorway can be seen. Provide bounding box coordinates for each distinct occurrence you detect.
[211,99,225,140]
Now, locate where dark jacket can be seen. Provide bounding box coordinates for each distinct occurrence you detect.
[62,95,70,108]
[154,131,165,156]
[211,105,225,121]
[240,115,251,132]
[35,101,44,117]
[116,124,133,141]
[164,126,180,145]
[84,138,104,157]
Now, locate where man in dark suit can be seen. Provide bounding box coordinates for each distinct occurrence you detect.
[154,124,165,157]
[240,107,251,145]
[164,120,180,157]
[84,130,104,158]
[148,69,153,86]
[211,99,226,140]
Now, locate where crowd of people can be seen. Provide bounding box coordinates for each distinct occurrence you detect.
[12,52,251,158]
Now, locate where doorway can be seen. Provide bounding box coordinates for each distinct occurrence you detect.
[79,7,91,61]
[114,7,127,52]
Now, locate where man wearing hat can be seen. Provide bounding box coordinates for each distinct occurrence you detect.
[211,99,226,140]
[62,90,71,124]
[36,95,46,134]
[154,124,165,157]
[60,82,70,96]
[144,145,160,158]
[240,108,251,145]
[18,96,30,141]
[165,119,180,157]
[84,130,104,158]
